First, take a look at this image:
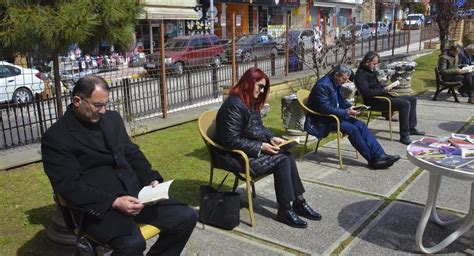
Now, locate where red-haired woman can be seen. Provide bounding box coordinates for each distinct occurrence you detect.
[215,67,321,228]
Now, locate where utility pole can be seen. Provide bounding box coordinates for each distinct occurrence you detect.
[210,0,215,34]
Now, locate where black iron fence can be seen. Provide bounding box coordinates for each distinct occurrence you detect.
[0,21,441,149]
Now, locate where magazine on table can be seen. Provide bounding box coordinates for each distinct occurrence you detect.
[451,133,474,144]
[449,138,474,149]
[461,148,474,158]
[457,160,474,173]
[138,180,173,205]
[436,156,472,169]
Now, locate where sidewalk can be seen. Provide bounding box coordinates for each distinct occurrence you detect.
[178,91,474,255]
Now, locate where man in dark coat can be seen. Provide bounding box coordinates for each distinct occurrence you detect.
[457,44,474,97]
[41,76,197,256]
[304,64,400,169]
[355,51,425,145]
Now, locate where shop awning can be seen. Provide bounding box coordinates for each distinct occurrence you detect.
[313,2,356,9]
[140,7,200,20]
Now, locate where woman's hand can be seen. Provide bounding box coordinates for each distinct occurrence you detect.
[261,142,279,155]
[270,137,285,146]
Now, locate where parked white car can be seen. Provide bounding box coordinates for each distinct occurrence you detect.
[367,22,389,37]
[0,61,45,103]
[404,14,425,30]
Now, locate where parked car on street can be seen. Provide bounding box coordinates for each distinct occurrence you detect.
[275,28,323,55]
[225,34,278,62]
[60,69,96,93]
[0,61,45,103]
[144,34,224,76]
[367,22,389,37]
[403,14,425,30]
[425,15,434,26]
[339,23,372,40]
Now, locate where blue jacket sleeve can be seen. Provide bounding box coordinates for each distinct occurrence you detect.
[314,81,349,120]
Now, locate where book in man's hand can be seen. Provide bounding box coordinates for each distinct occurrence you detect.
[138,180,173,205]
[353,105,371,112]
[278,139,298,152]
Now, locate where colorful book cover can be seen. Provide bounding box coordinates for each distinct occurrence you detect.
[449,138,474,149]
[436,156,471,169]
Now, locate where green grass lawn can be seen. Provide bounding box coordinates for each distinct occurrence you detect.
[0,51,440,255]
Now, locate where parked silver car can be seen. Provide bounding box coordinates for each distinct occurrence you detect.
[339,23,372,40]
[275,28,323,55]
[367,22,389,37]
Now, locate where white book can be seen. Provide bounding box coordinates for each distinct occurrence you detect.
[389,80,400,88]
[138,180,173,204]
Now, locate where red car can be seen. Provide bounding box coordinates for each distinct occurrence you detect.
[144,34,224,76]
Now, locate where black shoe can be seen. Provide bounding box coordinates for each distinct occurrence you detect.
[458,89,469,97]
[368,157,391,169]
[276,208,307,228]
[293,200,322,221]
[410,129,426,136]
[381,154,401,165]
[400,136,412,145]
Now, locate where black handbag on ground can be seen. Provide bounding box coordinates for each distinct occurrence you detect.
[198,173,241,230]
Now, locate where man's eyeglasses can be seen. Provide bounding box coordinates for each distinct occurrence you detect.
[81,97,109,110]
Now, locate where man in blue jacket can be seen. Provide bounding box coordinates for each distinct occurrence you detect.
[304,64,400,169]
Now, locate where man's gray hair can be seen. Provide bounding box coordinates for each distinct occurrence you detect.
[466,44,474,50]
[333,64,352,76]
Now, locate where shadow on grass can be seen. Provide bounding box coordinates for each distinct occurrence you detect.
[184,145,209,162]
[17,204,74,256]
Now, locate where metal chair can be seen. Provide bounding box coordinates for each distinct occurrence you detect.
[296,89,358,170]
[198,109,269,227]
[54,193,160,256]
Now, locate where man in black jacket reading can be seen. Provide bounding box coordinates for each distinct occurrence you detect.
[355,51,425,145]
[41,76,197,255]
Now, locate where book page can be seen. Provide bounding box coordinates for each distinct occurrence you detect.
[138,180,173,204]
[278,139,298,151]
[353,105,371,111]
[389,80,400,89]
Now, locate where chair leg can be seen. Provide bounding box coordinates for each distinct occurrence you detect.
[452,88,460,103]
[432,86,441,101]
[245,176,256,227]
[388,111,393,141]
[314,139,321,153]
[366,111,372,124]
[337,131,343,170]
[301,133,309,159]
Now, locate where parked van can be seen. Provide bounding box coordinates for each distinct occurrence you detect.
[403,14,425,30]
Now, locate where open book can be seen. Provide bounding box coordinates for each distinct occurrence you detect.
[138,180,173,204]
[389,80,400,88]
[278,139,298,151]
[461,65,474,73]
[353,105,371,112]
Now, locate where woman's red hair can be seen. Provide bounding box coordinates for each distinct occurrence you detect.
[229,67,269,111]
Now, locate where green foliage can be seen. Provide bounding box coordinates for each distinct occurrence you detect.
[0,0,142,57]
[411,3,426,14]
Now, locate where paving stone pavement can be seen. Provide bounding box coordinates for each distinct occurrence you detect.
[177,91,474,255]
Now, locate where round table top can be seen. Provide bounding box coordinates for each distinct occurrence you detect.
[406,136,474,181]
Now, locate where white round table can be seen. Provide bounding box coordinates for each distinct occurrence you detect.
[407,141,474,254]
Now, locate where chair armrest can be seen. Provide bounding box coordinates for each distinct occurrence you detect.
[373,96,392,102]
